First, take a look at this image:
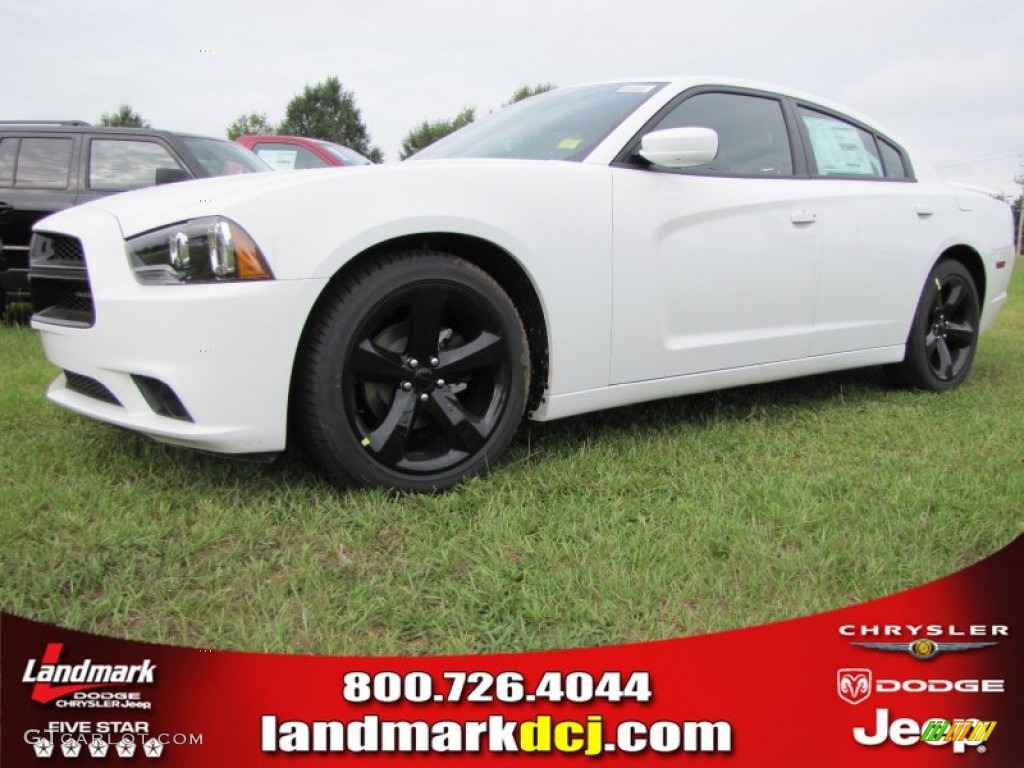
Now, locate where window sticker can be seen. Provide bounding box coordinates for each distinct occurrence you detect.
[557,137,583,150]
[256,149,298,171]
[617,85,656,93]
[804,116,879,176]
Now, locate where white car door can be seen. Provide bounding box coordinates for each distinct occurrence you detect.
[609,90,823,384]
[792,105,946,356]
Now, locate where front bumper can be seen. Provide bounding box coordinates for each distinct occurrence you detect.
[31,206,328,454]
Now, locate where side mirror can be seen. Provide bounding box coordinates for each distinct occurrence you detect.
[155,167,191,186]
[638,127,718,169]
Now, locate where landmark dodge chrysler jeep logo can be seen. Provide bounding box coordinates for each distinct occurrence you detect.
[22,643,156,704]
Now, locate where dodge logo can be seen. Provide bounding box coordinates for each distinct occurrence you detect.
[838,668,872,705]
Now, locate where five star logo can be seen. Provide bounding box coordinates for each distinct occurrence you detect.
[88,736,110,758]
[33,737,54,758]
[115,738,137,758]
[60,739,82,757]
[144,738,165,758]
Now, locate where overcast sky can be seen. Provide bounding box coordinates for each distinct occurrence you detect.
[3,0,1021,194]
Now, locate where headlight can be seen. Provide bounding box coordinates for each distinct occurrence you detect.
[127,216,273,284]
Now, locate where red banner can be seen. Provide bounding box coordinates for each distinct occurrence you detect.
[3,536,1021,765]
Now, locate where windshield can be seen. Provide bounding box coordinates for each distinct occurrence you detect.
[318,141,372,166]
[180,137,271,176]
[412,83,664,162]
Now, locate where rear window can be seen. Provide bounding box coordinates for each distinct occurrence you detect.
[14,138,74,188]
[799,107,883,178]
[878,138,909,180]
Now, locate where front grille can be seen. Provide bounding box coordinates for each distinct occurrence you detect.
[35,233,85,264]
[30,233,94,327]
[31,274,94,325]
[65,371,121,406]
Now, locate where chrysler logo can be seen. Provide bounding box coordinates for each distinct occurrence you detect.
[850,639,996,660]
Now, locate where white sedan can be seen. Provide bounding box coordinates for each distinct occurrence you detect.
[30,77,1015,491]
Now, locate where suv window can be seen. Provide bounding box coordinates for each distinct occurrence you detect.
[799,107,883,177]
[253,142,326,170]
[88,139,186,191]
[0,138,17,185]
[14,138,74,188]
[651,92,794,176]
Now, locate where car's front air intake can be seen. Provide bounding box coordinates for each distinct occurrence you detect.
[64,371,121,406]
[132,375,194,422]
[30,233,94,327]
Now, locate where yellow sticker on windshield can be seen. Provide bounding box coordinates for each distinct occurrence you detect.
[557,137,583,150]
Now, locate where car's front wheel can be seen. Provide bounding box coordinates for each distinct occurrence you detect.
[297,251,529,492]
[886,259,980,391]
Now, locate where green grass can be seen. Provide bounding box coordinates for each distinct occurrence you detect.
[1,270,1022,655]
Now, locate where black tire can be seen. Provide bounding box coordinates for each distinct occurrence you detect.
[297,251,529,492]
[885,259,980,391]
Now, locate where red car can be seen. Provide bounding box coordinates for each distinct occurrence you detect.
[235,135,372,170]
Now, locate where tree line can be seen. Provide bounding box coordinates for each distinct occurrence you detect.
[98,78,557,163]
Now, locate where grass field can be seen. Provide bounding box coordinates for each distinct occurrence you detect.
[1,269,1021,655]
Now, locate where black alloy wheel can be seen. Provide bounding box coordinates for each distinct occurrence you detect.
[298,251,529,492]
[886,259,980,391]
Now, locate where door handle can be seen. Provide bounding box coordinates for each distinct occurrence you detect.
[915,204,933,217]
[790,210,816,225]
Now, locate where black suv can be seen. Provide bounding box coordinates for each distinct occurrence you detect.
[0,121,270,316]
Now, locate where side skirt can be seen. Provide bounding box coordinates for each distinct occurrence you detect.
[531,346,906,422]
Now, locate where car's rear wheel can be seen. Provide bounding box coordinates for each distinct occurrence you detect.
[297,251,529,492]
[886,259,980,391]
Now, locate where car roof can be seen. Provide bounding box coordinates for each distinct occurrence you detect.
[0,123,232,142]
[579,75,896,139]
[239,135,322,143]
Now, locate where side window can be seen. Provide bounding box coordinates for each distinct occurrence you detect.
[799,107,883,178]
[88,140,185,190]
[15,138,74,188]
[650,92,793,176]
[877,138,909,180]
[253,143,326,170]
[0,138,18,185]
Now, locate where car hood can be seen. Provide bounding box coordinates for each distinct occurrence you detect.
[76,160,557,239]
[79,167,373,238]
